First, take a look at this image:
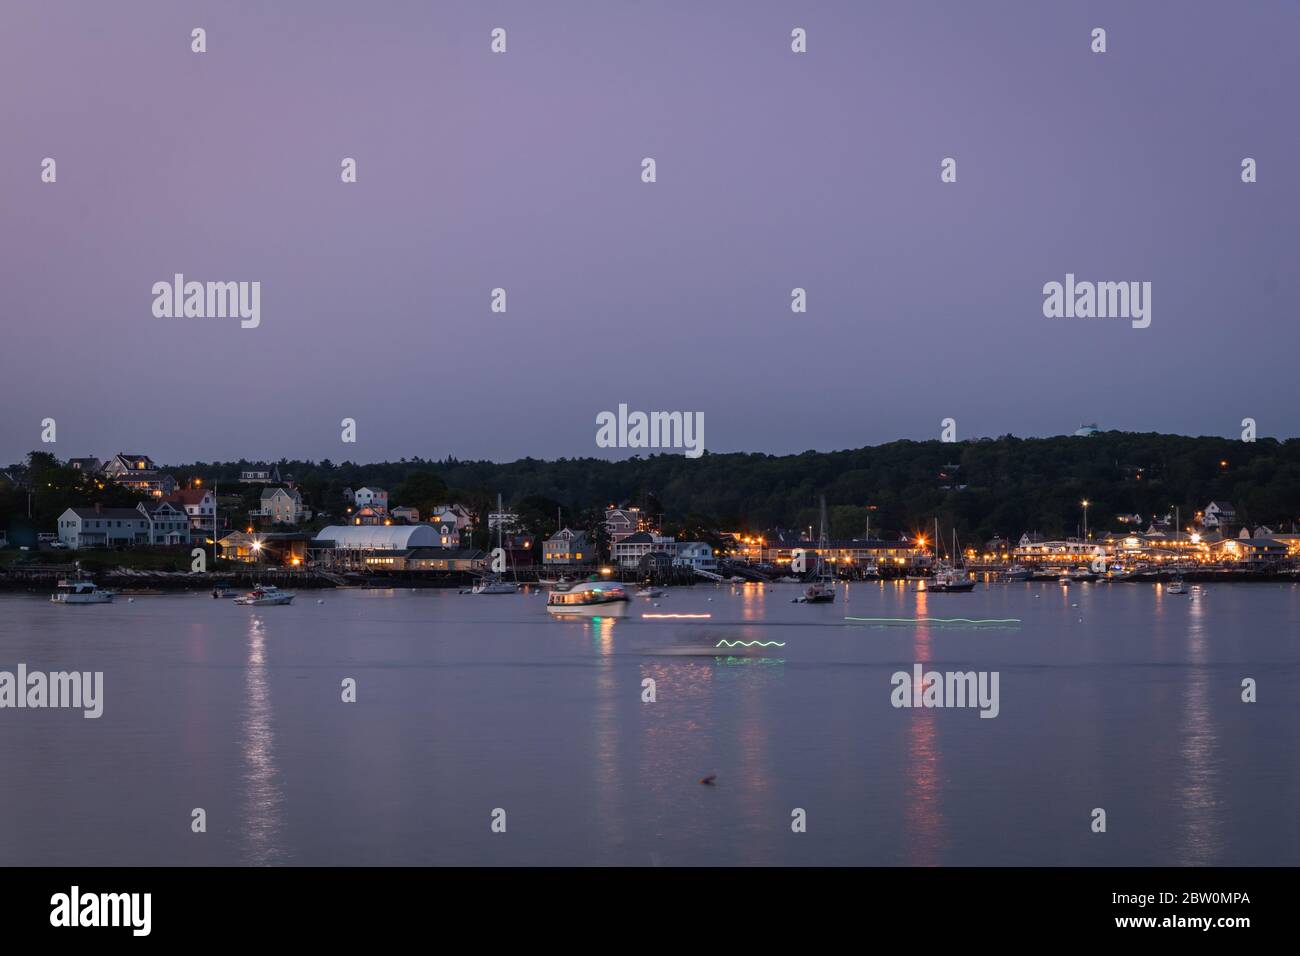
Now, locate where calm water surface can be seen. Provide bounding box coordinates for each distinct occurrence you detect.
[1,580,1297,866]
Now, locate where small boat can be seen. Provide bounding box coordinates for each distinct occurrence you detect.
[927,567,976,593]
[211,580,237,598]
[1068,567,1099,582]
[1002,565,1032,582]
[795,496,836,603]
[50,575,114,604]
[536,574,577,589]
[546,581,630,616]
[636,586,667,598]
[471,493,520,594]
[925,521,977,592]
[234,584,295,606]
[1165,578,1187,595]
[794,581,836,603]
[471,575,519,595]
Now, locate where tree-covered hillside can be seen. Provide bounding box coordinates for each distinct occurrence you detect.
[5,432,1297,546]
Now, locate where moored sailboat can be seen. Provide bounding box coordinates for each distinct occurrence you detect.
[794,497,836,603]
[926,520,976,592]
[471,493,520,595]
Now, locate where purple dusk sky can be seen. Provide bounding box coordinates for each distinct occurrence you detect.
[2,1,1297,465]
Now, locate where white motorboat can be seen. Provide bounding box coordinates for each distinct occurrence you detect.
[794,580,835,603]
[234,584,296,606]
[536,574,577,589]
[546,581,629,616]
[50,577,114,604]
[471,576,519,595]
[1165,578,1187,595]
[927,566,977,592]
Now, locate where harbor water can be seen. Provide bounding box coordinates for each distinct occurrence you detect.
[0,580,1296,866]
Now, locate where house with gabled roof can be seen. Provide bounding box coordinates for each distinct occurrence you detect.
[612,530,676,568]
[67,457,102,474]
[57,500,188,548]
[353,487,388,513]
[140,500,190,545]
[102,453,177,497]
[543,528,592,565]
[165,488,217,530]
[604,506,641,544]
[1202,501,1236,529]
[258,486,310,525]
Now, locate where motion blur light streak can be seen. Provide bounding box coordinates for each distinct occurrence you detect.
[844,616,1022,625]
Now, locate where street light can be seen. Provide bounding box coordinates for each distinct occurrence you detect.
[1081,500,1090,541]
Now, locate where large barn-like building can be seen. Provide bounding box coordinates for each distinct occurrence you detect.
[309,524,483,573]
[314,525,439,551]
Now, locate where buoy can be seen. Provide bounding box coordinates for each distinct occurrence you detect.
[699,774,717,786]
[317,599,324,605]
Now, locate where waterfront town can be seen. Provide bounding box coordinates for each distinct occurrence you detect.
[3,448,1300,589]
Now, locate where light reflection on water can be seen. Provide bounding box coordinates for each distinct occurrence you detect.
[241,614,286,865]
[1177,590,1222,865]
[905,589,944,865]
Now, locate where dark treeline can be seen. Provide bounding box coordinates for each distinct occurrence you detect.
[5,432,1299,546]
